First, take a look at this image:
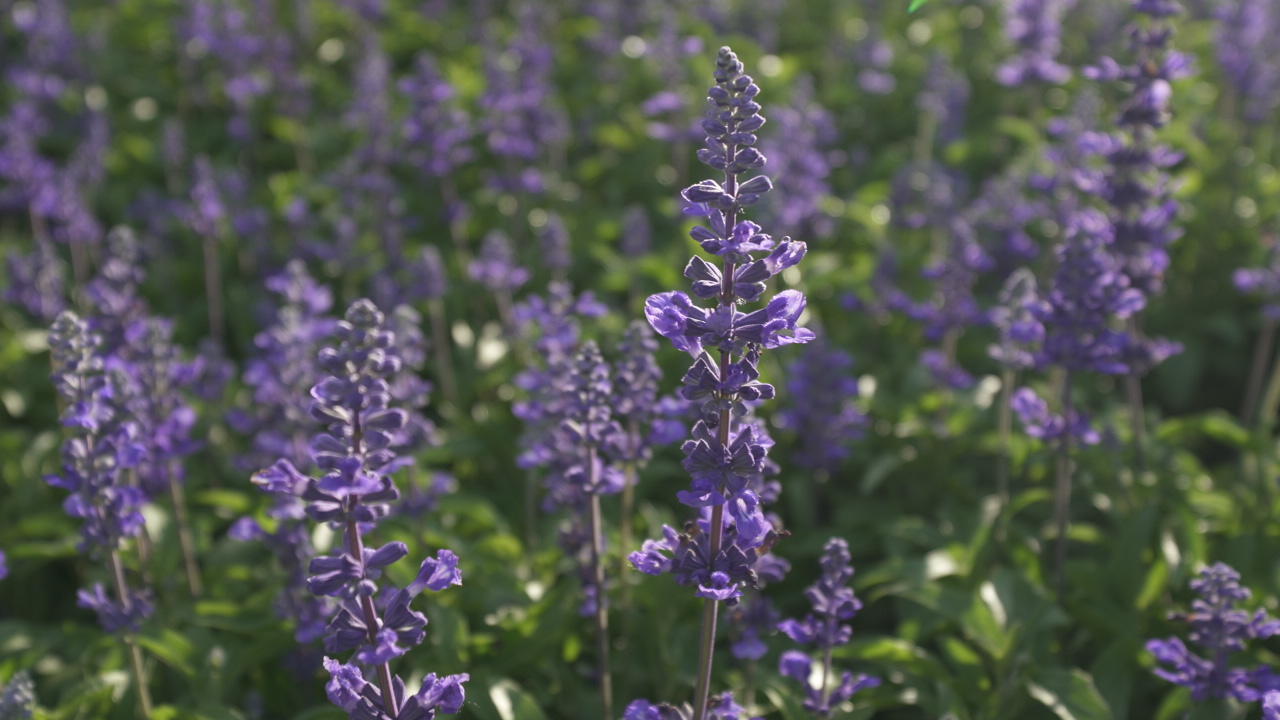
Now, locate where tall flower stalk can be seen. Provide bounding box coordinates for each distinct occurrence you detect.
[1147,563,1280,704]
[253,300,467,718]
[562,342,625,717]
[46,311,153,716]
[1085,0,1190,472]
[778,539,880,716]
[635,46,812,720]
[613,321,662,577]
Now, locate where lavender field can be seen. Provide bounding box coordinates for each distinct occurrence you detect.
[2,0,1280,718]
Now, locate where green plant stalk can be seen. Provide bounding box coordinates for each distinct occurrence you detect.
[1053,371,1074,597]
[109,549,153,718]
[587,448,613,719]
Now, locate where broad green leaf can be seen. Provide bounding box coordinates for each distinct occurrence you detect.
[1026,668,1113,720]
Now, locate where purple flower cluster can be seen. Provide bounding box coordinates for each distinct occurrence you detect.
[1147,563,1280,702]
[1267,691,1280,720]
[0,671,35,718]
[470,231,531,294]
[630,45,814,720]
[613,321,664,468]
[1084,0,1192,373]
[777,538,880,716]
[996,0,1074,86]
[46,311,152,633]
[252,299,467,719]
[989,269,1047,372]
[1215,0,1280,125]
[775,340,867,474]
[114,318,201,500]
[399,53,474,181]
[623,693,755,720]
[638,44,811,594]
[481,7,567,194]
[513,283,608,483]
[1,0,105,297]
[1009,209,1143,442]
[1234,241,1280,318]
[229,263,340,645]
[759,77,836,241]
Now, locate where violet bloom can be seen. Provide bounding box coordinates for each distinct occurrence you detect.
[0,551,7,581]
[4,237,66,322]
[621,207,653,257]
[1034,208,1144,376]
[1266,691,1280,720]
[1147,563,1280,702]
[252,300,467,718]
[633,45,811,719]
[1084,0,1192,373]
[232,261,337,472]
[0,671,35,718]
[46,312,152,633]
[996,0,1074,86]
[613,321,663,468]
[470,231,531,293]
[480,6,567,194]
[623,692,755,720]
[1235,241,1280,318]
[850,11,896,96]
[775,340,867,474]
[513,283,608,481]
[759,76,836,241]
[539,212,572,279]
[989,269,1047,372]
[229,263,339,644]
[115,318,201,500]
[400,53,473,179]
[777,539,880,716]
[1216,0,1280,125]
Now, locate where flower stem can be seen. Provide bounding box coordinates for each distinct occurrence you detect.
[1125,371,1147,476]
[997,368,1015,532]
[202,233,225,346]
[167,467,203,597]
[619,460,638,582]
[428,298,459,411]
[587,465,613,719]
[1242,316,1278,425]
[345,514,400,717]
[346,413,399,717]
[109,549,152,718]
[1053,371,1074,597]
[690,505,724,720]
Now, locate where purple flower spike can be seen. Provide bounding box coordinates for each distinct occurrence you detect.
[1147,563,1280,702]
[46,311,153,635]
[630,45,814,719]
[253,299,466,718]
[778,539,880,716]
[996,0,1074,86]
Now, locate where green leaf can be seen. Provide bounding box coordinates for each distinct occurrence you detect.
[487,679,548,720]
[137,629,197,677]
[909,0,929,11]
[1026,668,1113,720]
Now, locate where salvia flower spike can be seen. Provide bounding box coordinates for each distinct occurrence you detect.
[253,299,467,719]
[46,310,154,715]
[1146,563,1280,703]
[634,45,811,720]
[778,538,880,716]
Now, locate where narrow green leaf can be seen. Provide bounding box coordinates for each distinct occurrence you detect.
[909,0,929,11]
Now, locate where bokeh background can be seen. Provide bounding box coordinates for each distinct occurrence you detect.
[1,0,1279,718]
